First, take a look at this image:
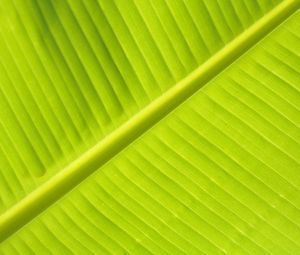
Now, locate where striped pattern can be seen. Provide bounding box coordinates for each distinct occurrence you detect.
[1,7,300,255]
[0,0,281,213]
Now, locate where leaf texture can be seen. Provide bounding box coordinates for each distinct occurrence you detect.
[0,0,283,212]
[1,0,300,254]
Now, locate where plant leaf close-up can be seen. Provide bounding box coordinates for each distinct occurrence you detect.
[1,0,300,254]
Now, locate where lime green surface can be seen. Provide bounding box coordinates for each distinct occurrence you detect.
[1,0,300,254]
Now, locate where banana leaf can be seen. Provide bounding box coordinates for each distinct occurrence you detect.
[1,0,300,254]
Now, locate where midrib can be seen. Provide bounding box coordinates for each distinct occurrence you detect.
[1,0,299,243]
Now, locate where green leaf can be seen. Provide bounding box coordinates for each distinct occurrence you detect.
[1,0,300,254]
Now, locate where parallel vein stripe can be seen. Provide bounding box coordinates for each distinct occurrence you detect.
[0,0,299,243]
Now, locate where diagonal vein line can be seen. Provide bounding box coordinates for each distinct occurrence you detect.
[0,0,299,243]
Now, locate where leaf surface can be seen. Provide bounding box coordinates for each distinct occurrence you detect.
[1,0,300,254]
